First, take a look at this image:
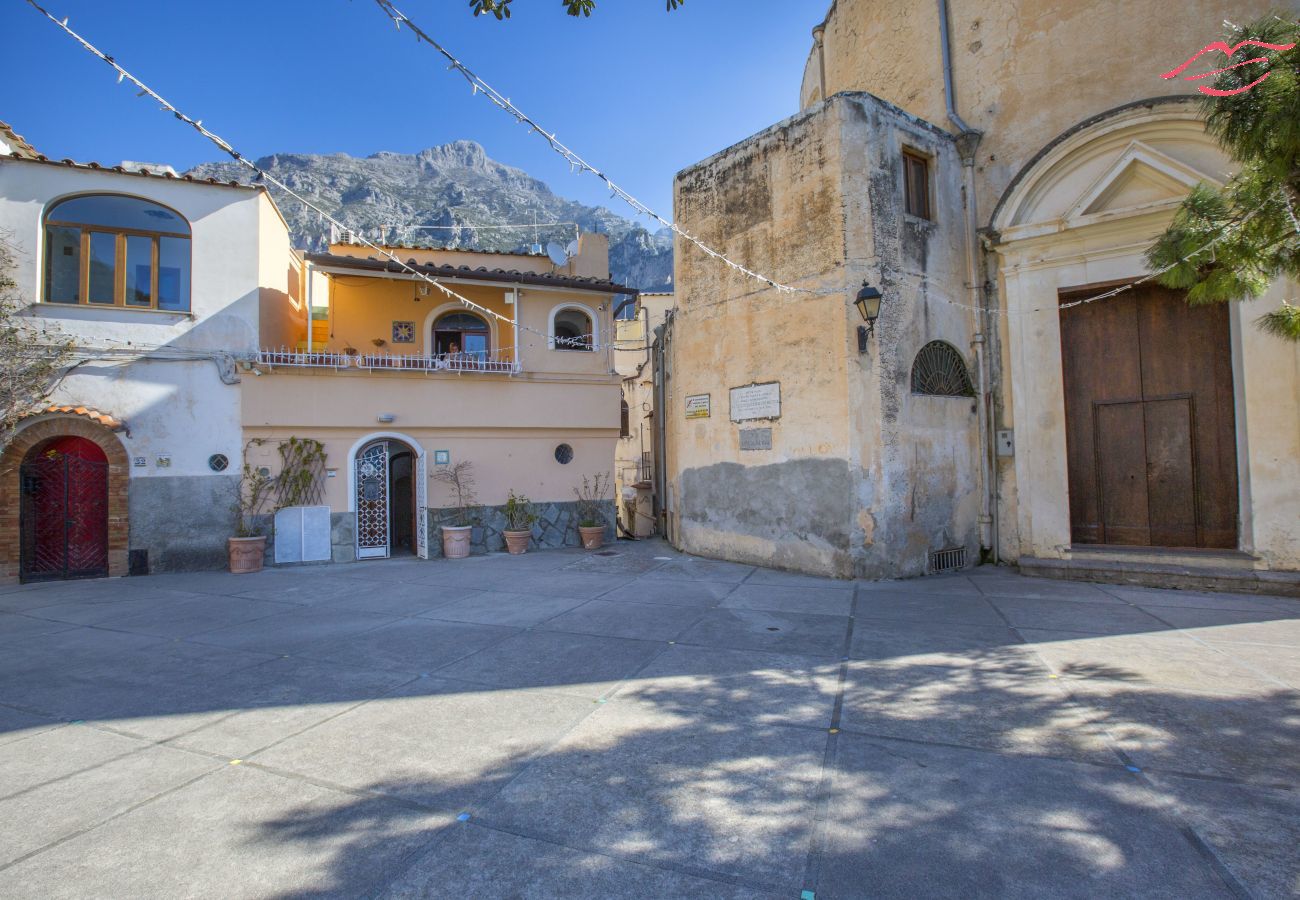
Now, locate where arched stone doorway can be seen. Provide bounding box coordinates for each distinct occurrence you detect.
[0,415,130,582]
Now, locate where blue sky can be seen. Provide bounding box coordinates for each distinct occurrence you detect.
[2,0,820,226]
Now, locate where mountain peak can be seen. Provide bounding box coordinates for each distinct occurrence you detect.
[185,141,672,290]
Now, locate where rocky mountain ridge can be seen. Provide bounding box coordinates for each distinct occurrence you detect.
[187,140,673,290]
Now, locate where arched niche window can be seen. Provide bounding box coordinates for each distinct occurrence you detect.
[433,311,489,359]
[911,341,974,397]
[551,305,594,352]
[620,394,630,438]
[43,194,191,311]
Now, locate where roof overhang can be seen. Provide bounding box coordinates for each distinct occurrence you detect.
[304,251,637,296]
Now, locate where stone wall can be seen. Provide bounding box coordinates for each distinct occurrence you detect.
[427,499,616,558]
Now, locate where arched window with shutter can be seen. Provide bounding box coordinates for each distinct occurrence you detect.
[911,341,974,397]
[620,395,630,438]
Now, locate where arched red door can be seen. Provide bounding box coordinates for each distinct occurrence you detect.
[20,436,110,581]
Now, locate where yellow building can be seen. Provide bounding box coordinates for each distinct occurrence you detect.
[664,0,1299,592]
[613,291,673,538]
[244,234,629,561]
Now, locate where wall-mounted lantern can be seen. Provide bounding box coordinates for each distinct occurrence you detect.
[854,282,884,353]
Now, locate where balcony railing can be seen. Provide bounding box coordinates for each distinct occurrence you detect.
[256,348,519,374]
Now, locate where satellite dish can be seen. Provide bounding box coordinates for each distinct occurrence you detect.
[546,242,569,267]
[565,239,580,258]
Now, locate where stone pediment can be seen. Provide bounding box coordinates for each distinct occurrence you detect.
[1065,141,1216,223]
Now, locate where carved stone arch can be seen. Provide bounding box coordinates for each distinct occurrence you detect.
[990,97,1228,238]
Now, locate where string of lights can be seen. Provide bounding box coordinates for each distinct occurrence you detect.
[370,0,808,296]
[23,0,639,353]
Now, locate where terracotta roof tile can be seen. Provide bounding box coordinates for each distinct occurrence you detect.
[31,405,126,431]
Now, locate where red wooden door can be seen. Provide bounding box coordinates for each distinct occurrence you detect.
[1060,284,1238,549]
[20,436,110,581]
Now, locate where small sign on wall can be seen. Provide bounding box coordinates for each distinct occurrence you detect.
[730,381,781,422]
[739,427,773,451]
[684,394,711,419]
[434,450,450,465]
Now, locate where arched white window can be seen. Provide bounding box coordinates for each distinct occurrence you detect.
[549,303,596,352]
[43,194,192,311]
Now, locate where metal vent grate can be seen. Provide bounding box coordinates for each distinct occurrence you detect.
[929,546,967,573]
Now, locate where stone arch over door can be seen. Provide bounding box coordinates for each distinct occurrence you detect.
[989,99,1254,560]
[0,414,131,581]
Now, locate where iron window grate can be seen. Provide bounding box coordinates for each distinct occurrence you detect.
[929,546,967,573]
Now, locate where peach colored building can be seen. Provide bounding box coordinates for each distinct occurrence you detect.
[662,0,1299,593]
[243,235,628,561]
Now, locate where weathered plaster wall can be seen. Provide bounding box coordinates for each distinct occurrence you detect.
[667,93,979,578]
[798,0,1282,217]
[0,160,295,573]
[129,474,239,572]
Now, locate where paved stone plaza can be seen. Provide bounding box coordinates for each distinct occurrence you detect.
[0,540,1296,898]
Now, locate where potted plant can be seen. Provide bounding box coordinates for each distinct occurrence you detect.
[229,463,274,574]
[432,460,478,559]
[502,490,538,555]
[574,472,611,550]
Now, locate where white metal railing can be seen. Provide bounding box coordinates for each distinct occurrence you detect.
[256,347,519,374]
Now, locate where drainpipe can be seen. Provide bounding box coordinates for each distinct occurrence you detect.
[938,0,996,560]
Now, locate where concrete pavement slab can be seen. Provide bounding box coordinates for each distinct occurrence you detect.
[1133,605,1300,647]
[859,573,982,596]
[639,557,757,584]
[103,596,298,639]
[251,677,594,811]
[612,644,840,728]
[381,819,779,899]
[166,656,415,758]
[847,619,1029,666]
[816,733,1231,899]
[188,606,400,655]
[677,608,850,658]
[1021,629,1283,694]
[537,599,705,642]
[0,764,448,899]
[838,660,1115,763]
[987,595,1174,635]
[598,578,738,607]
[296,618,518,675]
[722,583,855,617]
[855,593,1007,627]
[1064,680,1300,787]
[0,743,218,868]
[0,724,149,800]
[1146,772,1300,899]
[319,580,478,617]
[435,630,666,698]
[419,590,587,627]
[480,701,826,893]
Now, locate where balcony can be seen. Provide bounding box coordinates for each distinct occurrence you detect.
[256,347,519,375]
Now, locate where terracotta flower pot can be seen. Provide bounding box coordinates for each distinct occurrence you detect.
[442,525,473,559]
[503,529,531,555]
[578,525,605,550]
[227,536,267,575]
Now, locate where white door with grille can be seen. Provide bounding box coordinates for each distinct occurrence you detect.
[355,441,390,559]
[415,450,429,559]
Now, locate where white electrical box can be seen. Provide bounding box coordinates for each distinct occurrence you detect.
[996,430,1014,457]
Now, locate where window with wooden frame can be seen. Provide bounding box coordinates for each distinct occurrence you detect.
[43,194,192,312]
[902,149,932,220]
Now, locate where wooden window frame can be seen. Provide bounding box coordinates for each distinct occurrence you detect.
[42,204,191,312]
[902,149,932,221]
